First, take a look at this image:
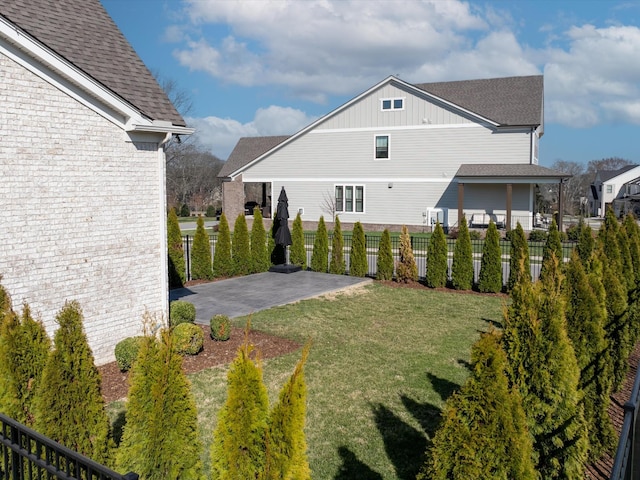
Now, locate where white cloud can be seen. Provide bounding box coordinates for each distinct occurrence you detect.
[544,24,640,126]
[186,106,316,159]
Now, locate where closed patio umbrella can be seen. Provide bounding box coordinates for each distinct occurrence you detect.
[269,186,301,273]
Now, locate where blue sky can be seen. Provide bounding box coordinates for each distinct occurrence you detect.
[101,0,640,168]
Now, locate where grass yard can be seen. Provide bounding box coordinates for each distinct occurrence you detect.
[186,283,505,479]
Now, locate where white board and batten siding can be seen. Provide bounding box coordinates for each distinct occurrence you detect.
[0,52,168,364]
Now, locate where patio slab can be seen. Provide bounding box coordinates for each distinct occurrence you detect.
[169,271,372,323]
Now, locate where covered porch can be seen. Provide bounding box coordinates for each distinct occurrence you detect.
[455,164,572,231]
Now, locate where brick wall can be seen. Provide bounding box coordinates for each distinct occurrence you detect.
[0,53,168,364]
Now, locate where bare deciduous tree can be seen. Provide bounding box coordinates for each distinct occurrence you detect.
[320,190,337,222]
[587,157,633,174]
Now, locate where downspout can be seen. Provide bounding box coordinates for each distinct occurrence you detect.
[159,132,173,325]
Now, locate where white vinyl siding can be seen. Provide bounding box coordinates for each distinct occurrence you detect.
[318,82,475,130]
[243,126,531,181]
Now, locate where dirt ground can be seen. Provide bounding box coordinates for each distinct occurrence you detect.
[97,325,300,403]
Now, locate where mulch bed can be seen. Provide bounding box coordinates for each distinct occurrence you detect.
[97,325,301,403]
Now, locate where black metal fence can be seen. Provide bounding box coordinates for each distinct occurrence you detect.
[610,363,640,480]
[182,233,576,285]
[0,414,137,480]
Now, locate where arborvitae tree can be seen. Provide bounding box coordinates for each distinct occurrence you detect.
[191,216,213,280]
[213,213,233,278]
[576,221,594,271]
[599,208,623,267]
[451,215,473,290]
[250,208,270,274]
[617,225,635,294]
[426,222,448,288]
[167,209,185,288]
[539,218,563,282]
[180,203,190,217]
[211,334,270,479]
[310,216,329,273]
[0,304,50,426]
[290,212,306,269]
[602,250,630,390]
[503,257,588,479]
[35,301,113,466]
[396,225,418,283]
[349,221,367,277]
[478,221,502,293]
[329,216,345,275]
[507,222,530,291]
[117,328,203,480]
[563,252,616,459]
[421,330,536,480]
[376,228,394,281]
[624,213,640,289]
[232,214,251,276]
[264,344,312,480]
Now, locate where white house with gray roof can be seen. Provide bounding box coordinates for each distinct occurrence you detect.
[219,75,569,232]
[0,0,192,364]
[589,165,640,217]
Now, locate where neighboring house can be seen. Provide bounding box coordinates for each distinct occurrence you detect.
[589,165,640,217]
[219,75,569,231]
[0,0,192,364]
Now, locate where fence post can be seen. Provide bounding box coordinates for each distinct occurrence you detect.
[10,422,20,479]
[185,235,190,281]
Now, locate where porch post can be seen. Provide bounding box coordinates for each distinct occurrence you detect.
[506,183,512,231]
[558,180,564,232]
[458,182,464,227]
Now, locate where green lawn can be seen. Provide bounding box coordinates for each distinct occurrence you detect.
[185,283,505,479]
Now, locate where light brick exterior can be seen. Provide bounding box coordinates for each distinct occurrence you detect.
[0,53,169,364]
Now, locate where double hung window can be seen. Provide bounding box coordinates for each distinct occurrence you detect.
[335,185,364,213]
[375,135,389,159]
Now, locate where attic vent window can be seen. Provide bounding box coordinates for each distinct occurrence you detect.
[381,98,404,111]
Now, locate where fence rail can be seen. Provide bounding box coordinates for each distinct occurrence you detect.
[610,362,640,480]
[0,414,137,480]
[181,233,575,284]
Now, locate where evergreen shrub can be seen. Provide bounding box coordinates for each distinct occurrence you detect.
[173,323,204,355]
[451,215,473,290]
[191,216,213,280]
[528,230,548,242]
[250,208,270,273]
[180,203,190,217]
[329,216,345,275]
[478,221,503,293]
[169,301,196,326]
[507,222,530,291]
[376,228,394,281]
[566,223,581,241]
[310,216,329,272]
[210,314,231,341]
[469,230,482,241]
[426,222,448,288]
[114,336,144,372]
[213,213,233,277]
[349,221,367,277]
[290,213,307,269]
[396,225,418,283]
[233,214,252,275]
[206,205,217,218]
[167,209,185,288]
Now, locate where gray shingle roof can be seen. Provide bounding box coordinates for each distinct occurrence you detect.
[218,136,291,178]
[414,75,543,126]
[456,164,571,179]
[599,165,639,182]
[0,0,185,126]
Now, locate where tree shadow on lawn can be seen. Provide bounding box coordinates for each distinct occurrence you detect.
[370,396,443,480]
[426,372,460,402]
[334,446,383,480]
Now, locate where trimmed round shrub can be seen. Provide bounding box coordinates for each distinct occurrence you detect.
[172,323,204,355]
[115,336,144,372]
[210,314,231,341]
[528,230,548,242]
[469,230,482,241]
[169,300,196,326]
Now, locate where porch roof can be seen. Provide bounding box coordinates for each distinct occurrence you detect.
[455,164,571,184]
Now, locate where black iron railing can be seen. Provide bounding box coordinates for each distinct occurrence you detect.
[611,363,640,480]
[0,414,137,480]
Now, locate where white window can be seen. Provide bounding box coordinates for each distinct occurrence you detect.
[606,185,613,194]
[380,98,404,111]
[335,185,364,213]
[375,135,389,159]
